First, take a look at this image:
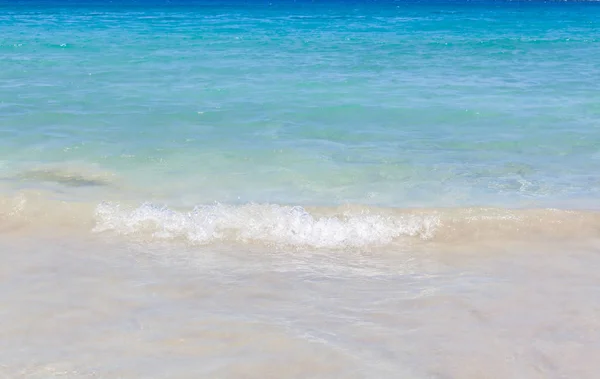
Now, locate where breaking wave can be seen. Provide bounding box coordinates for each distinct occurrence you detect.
[2,191,600,249]
[93,202,440,248]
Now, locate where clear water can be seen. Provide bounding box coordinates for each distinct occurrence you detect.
[2,0,600,207]
[2,1,600,378]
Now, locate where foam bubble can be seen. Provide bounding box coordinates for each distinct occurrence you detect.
[93,202,440,248]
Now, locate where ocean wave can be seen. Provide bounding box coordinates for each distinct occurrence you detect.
[2,191,599,249]
[93,202,440,248]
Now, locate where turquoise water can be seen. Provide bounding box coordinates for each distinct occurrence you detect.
[2,1,600,209]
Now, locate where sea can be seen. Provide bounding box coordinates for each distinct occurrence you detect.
[1,0,600,377]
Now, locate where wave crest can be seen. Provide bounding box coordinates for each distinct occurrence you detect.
[3,191,600,250]
[94,202,440,248]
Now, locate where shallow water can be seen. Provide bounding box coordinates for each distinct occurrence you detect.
[2,0,600,377]
[2,235,600,378]
[2,0,600,208]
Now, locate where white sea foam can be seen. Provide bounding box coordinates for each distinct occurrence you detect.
[93,202,440,248]
[3,190,600,249]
